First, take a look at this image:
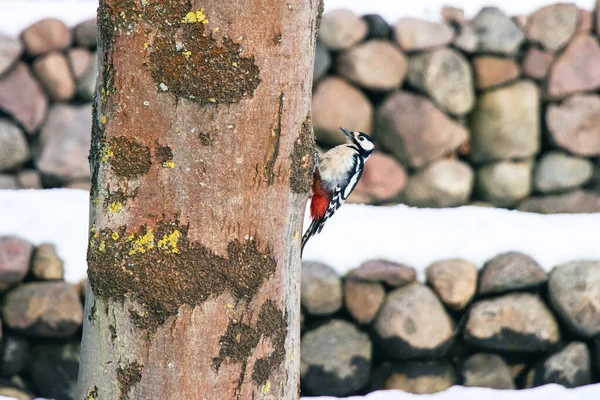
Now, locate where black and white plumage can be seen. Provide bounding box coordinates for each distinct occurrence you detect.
[301,127,375,254]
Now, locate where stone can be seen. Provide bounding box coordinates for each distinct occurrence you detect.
[522,48,554,80]
[393,18,454,52]
[0,63,47,135]
[513,15,529,30]
[383,361,457,394]
[0,237,33,292]
[301,320,372,396]
[465,293,560,352]
[0,175,18,189]
[407,48,474,115]
[67,48,93,81]
[318,9,368,50]
[376,91,468,168]
[530,342,592,388]
[78,278,88,301]
[337,40,407,91]
[472,57,520,90]
[441,6,465,25]
[547,35,600,100]
[313,41,330,83]
[0,387,32,400]
[344,279,385,324]
[32,52,76,101]
[349,152,407,203]
[346,259,416,287]
[16,170,42,189]
[374,282,454,359]
[2,282,83,338]
[28,342,79,400]
[548,261,600,338]
[362,14,391,39]
[76,52,97,101]
[454,25,478,53]
[425,258,477,311]
[534,152,593,193]
[578,8,593,33]
[547,94,600,156]
[462,353,515,389]
[0,120,29,172]
[479,252,547,295]
[312,77,373,147]
[74,18,97,48]
[526,4,578,53]
[470,80,540,163]
[518,190,600,214]
[301,261,342,316]
[476,160,533,207]
[31,243,64,281]
[36,104,92,186]
[21,19,72,56]
[0,336,29,377]
[0,34,22,76]
[469,7,525,55]
[64,180,91,191]
[402,159,474,208]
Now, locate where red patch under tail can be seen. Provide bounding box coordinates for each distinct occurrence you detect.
[310,169,331,221]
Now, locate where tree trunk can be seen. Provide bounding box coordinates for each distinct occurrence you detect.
[77,1,321,399]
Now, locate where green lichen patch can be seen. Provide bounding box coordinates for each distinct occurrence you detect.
[290,115,317,193]
[116,361,143,400]
[87,217,277,333]
[108,136,152,179]
[198,132,212,146]
[146,3,261,104]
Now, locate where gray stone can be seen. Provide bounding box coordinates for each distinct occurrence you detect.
[313,41,330,83]
[548,261,600,338]
[479,252,547,295]
[362,14,391,39]
[337,39,407,91]
[526,3,579,53]
[374,282,454,359]
[2,282,83,338]
[476,160,533,207]
[465,293,560,352]
[462,353,515,389]
[518,190,600,214]
[301,320,372,396]
[74,18,97,48]
[547,94,600,156]
[470,80,540,163]
[0,175,18,189]
[407,48,474,115]
[67,48,93,82]
[346,259,416,287]
[531,342,592,388]
[383,361,457,394]
[534,152,593,193]
[376,91,468,168]
[0,120,29,172]
[0,237,33,292]
[441,6,466,25]
[0,336,29,377]
[393,18,455,52]
[36,104,92,186]
[403,159,474,208]
[76,52,97,101]
[425,258,477,311]
[31,243,64,281]
[344,279,385,325]
[318,9,368,50]
[469,7,525,55]
[312,77,373,147]
[301,261,342,316]
[0,34,22,76]
[28,342,79,400]
[21,18,72,56]
[454,25,478,53]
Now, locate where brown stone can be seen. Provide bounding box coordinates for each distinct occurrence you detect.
[312,77,373,147]
[349,152,407,204]
[518,190,600,214]
[336,40,407,91]
[376,91,468,168]
[473,57,520,90]
[547,35,600,100]
[0,63,47,135]
[441,6,465,25]
[578,8,593,33]
[318,9,368,50]
[384,361,457,394]
[526,3,578,53]
[64,180,91,191]
[0,237,33,292]
[0,34,23,76]
[425,258,477,311]
[547,94,600,156]
[344,279,385,324]
[479,252,547,295]
[31,244,64,281]
[32,52,76,101]
[347,259,416,287]
[74,18,97,48]
[393,18,454,52]
[21,18,72,56]
[522,48,553,80]
[16,170,42,189]
[67,48,93,81]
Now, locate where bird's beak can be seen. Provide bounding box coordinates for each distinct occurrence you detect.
[339,127,353,140]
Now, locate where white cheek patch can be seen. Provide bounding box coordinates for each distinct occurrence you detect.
[362,141,374,152]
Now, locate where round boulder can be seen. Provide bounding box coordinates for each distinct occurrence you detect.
[518,190,600,214]
[0,120,29,172]
[461,353,515,389]
[0,237,33,293]
[425,258,478,311]
[301,261,342,316]
[534,152,593,193]
[349,152,407,204]
[547,94,600,156]
[529,342,592,388]
[346,259,416,287]
[479,252,547,295]
[31,243,64,281]
[476,160,533,207]
[318,9,368,50]
[383,361,457,394]
[21,18,72,56]
[468,7,525,56]
[526,4,578,53]
[343,279,385,325]
[393,18,454,52]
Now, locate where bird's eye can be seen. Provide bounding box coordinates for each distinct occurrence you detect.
[359,137,364,141]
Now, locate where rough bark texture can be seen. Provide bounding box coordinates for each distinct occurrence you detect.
[77,1,321,399]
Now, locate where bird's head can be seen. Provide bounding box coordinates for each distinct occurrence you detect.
[340,126,375,156]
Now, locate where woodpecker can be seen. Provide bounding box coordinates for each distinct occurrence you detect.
[301,126,374,254]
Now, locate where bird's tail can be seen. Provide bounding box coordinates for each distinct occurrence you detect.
[301,219,319,256]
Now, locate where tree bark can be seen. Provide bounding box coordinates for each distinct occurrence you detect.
[77,1,321,399]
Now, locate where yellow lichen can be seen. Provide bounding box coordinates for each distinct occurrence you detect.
[213,27,220,32]
[111,231,120,241]
[293,230,299,239]
[143,42,149,49]
[261,381,271,394]
[157,229,181,254]
[209,97,216,103]
[232,61,238,67]
[100,115,107,125]
[98,240,106,252]
[126,233,135,241]
[101,145,114,162]
[109,201,123,213]
[129,229,155,255]
[182,9,208,24]
[183,50,192,58]
[162,161,175,169]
